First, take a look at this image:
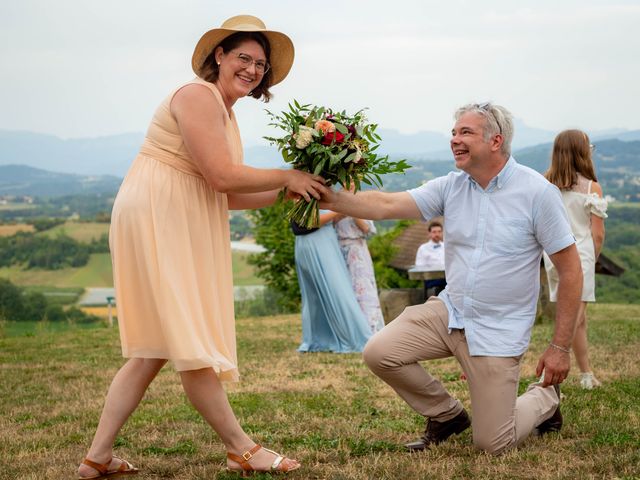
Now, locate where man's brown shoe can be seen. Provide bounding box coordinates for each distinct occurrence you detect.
[537,384,562,435]
[405,409,471,452]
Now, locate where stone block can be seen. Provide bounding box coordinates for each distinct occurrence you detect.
[379,288,425,324]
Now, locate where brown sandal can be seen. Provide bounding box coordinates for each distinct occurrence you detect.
[78,456,139,479]
[227,444,300,477]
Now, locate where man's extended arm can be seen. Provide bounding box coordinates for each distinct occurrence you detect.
[536,243,583,386]
[320,189,422,220]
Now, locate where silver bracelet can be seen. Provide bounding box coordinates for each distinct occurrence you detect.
[549,342,571,353]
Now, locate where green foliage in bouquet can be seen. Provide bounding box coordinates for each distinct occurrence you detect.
[265,101,410,228]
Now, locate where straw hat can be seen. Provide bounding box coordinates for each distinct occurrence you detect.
[191,14,294,86]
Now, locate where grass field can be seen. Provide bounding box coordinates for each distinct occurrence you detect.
[41,221,109,242]
[232,251,262,286]
[611,202,640,208]
[0,253,114,288]
[0,221,108,241]
[0,303,638,479]
[0,203,35,211]
[1,251,262,289]
[1,220,261,289]
[0,223,34,236]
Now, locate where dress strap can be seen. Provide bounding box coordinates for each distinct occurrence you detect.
[171,78,231,119]
[587,180,592,194]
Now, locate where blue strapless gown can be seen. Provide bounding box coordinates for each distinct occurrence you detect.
[295,224,372,353]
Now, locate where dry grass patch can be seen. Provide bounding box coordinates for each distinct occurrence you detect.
[1,304,639,479]
[0,223,34,236]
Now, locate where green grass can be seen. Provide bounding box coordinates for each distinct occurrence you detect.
[0,253,114,288]
[1,318,105,337]
[0,203,35,211]
[232,251,263,286]
[0,304,639,479]
[0,251,262,289]
[40,221,109,242]
[610,202,640,208]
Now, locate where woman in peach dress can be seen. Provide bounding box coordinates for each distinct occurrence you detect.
[78,15,326,479]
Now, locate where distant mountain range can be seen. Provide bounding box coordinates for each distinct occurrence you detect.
[3,138,639,201]
[2,123,640,177]
[2,124,640,199]
[0,130,144,177]
[377,138,640,203]
[0,164,121,197]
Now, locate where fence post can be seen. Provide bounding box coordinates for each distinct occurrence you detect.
[106,296,115,327]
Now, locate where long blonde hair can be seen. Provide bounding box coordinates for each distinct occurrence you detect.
[545,129,598,190]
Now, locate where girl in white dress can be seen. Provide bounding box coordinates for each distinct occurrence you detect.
[543,129,607,389]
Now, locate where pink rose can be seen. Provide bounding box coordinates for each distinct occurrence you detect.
[314,119,335,134]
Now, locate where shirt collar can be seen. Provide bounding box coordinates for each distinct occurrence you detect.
[466,156,517,191]
[495,156,517,189]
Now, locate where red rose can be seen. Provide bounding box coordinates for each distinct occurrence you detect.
[320,130,345,145]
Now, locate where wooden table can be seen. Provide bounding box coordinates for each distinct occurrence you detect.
[408,269,446,300]
[408,270,445,281]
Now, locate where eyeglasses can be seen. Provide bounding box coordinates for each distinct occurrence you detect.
[233,52,270,74]
[590,144,596,152]
[476,102,502,135]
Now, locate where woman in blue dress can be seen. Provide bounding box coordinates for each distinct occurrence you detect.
[293,211,372,353]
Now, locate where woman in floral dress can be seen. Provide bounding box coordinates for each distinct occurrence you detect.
[334,215,385,333]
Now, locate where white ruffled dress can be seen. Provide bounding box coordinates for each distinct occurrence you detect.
[543,175,608,302]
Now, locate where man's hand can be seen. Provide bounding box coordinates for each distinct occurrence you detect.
[536,346,571,387]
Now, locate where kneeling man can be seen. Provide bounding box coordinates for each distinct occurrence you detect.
[321,102,582,454]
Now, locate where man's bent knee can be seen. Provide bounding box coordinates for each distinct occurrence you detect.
[473,433,515,456]
[362,336,383,371]
[362,334,398,374]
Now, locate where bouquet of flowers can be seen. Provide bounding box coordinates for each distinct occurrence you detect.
[265,101,410,228]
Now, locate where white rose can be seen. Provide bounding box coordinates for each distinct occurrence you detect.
[353,146,363,164]
[294,126,314,149]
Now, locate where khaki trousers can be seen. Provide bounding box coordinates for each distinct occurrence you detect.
[363,298,559,454]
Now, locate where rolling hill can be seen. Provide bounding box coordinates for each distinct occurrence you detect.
[0,164,121,197]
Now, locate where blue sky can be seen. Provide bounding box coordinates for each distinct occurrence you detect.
[1,0,639,145]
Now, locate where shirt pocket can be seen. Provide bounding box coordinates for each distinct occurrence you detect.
[490,217,530,257]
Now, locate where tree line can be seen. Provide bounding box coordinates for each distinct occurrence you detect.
[0,279,99,323]
[0,231,109,270]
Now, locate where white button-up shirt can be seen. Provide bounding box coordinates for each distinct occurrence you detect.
[414,240,445,271]
[408,157,575,357]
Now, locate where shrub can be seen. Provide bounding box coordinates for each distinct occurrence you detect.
[0,278,25,321]
[28,217,66,232]
[0,278,99,322]
[0,231,95,270]
[368,220,421,289]
[246,200,300,311]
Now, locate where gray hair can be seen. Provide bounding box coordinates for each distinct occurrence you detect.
[454,102,514,157]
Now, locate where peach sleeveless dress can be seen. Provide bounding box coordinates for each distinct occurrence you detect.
[109,78,242,381]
